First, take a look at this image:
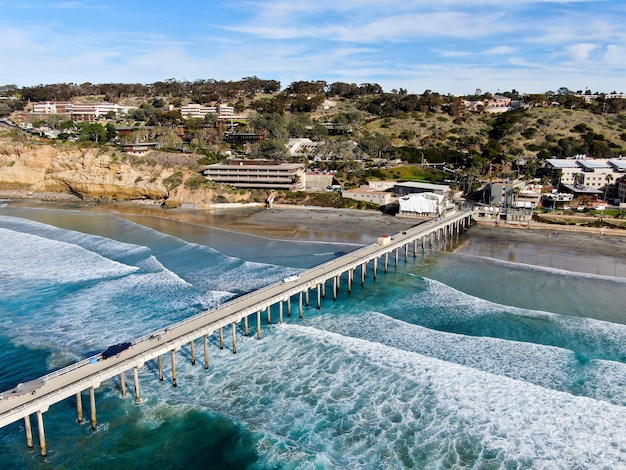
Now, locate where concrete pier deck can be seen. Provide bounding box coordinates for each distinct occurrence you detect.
[0,209,472,431]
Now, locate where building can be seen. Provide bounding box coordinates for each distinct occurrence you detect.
[286,138,320,158]
[545,157,625,194]
[514,185,543,208]
[203,159,305,190]
[224,133,265,145]
[180,103,235,119]
[341,187,393,206]
[397,192,447,217]
[305,172,335,191]
[394,181,450,197]
[118,142,158,156]
[542,192,574,210]
[30,101,134,121]
[617,175,626,202]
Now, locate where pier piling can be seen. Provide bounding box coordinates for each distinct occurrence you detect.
[170,351,177,387]
[24,415,33,448]
[120,372,127,398]
[89,387,97,430]
[133,367,140,404]
[76,391,83,422]
[36,411,46,457]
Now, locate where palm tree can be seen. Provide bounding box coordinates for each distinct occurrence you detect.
[604,173,614,201]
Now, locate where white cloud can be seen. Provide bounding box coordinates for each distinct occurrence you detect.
[439,50,473,58]
[603,44,626,66]
[484,46,515,55]
[561,43,599,62]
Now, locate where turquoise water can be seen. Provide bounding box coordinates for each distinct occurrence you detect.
[0,204,625,469]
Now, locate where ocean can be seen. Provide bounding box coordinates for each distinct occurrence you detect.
[0,203,625,469]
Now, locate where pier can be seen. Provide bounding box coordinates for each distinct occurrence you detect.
[0,209,473,456]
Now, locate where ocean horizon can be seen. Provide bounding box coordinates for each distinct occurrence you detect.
[1,203,625,469]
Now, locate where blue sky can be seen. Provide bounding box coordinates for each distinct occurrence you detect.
[1,1,625,95]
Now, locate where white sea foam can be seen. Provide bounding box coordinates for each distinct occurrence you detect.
[0,214,151,261]
[0,227,139,283]
[112,324,626,468]
[308,310,626,406]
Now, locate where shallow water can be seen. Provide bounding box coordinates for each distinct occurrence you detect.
[0,205,625,469]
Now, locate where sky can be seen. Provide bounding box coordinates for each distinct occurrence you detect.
[1,1,625,95]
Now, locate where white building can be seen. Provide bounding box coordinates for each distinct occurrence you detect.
[398,193,447,217]
[31,101,134,120]
[286,138,320,158]
[180,103,235,119]
[545,157,625,192]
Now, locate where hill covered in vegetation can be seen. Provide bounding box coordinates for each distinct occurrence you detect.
[1,79,625,191]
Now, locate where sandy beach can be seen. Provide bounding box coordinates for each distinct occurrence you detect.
[3,196,626,278]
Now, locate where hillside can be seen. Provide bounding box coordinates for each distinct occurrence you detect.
[2,80,626,198]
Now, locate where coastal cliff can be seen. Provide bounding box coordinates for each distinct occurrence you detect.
[0,140,240,205]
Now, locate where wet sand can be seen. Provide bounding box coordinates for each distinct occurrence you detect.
[453,224,626,278]
[4,198,625,278]
[98,203,626,278]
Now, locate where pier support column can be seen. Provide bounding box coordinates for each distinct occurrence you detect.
[404,244,408,262]
[267,306,272,324]
[348,269,353,293]
[219,327,224,350]
[337,274,341,290]
[287,297,292,317]
[203,335,209,370]
[257,311,262,340]
[373,258,378,279]
[232,323,237,354]
[120,372,127,398]
[385,253,389,273]
[244,316,249,336]
[395,248,399,268]
[317,284,321,309]
[76,391,83,423]
[299,292,303,319]
[24,415,34,448]
[170,350,177,387]
[36,411,46,457]
[361,263,366,286]
[305,288,309,307]
[333,276,338,300]
[413,240,417,257]
[322,281,326,298]
[89,386,97,430]
[158,355,163,381]
[279,301,284,324]
[421,237,425,251]
[133,367,141,404]
[190,340,196,365]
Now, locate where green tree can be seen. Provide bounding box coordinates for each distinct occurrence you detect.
[604,173,614,200]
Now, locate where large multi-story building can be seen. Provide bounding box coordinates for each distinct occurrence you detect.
[545,157,626,193]
[180,104,235,119]
[30,101,134,121]
[203,159,306,190]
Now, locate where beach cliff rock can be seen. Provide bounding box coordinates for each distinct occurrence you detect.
[0,141,214,203]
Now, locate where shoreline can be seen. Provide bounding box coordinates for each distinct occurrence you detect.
[2,193,625,277]
[3,187,626,238]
